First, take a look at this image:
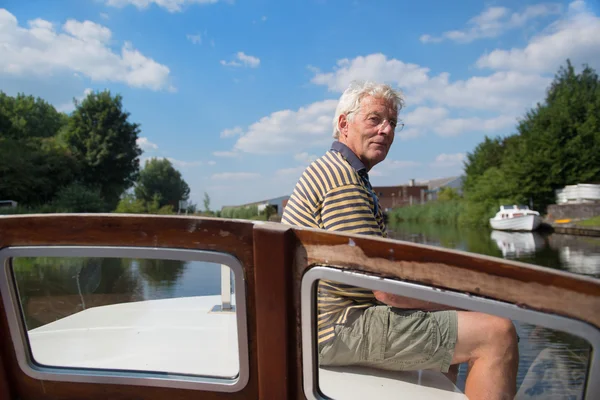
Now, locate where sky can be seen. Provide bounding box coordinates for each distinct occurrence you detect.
[1,0,599,210]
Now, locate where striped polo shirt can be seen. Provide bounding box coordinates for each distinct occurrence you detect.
[281,141,387,345]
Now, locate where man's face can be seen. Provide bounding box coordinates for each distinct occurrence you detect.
[339,95,397,171]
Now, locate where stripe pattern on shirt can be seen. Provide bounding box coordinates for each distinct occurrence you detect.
[281,148,387,345]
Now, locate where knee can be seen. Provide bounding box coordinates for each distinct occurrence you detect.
[487,317,518,354]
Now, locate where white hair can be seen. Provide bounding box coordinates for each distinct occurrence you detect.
[332,80,405,139]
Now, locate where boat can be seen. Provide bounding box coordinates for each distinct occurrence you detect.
[489,204,542,231]
[0,214,598,400]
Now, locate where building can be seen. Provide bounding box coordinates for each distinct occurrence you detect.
[221,195,290,216]
[0,200,18,209]
[373,176,464,212]
[372,180,428,211]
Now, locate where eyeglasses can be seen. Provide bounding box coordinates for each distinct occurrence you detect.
[350,111,404,132]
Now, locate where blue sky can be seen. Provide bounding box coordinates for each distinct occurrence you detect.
[1,0,599,210]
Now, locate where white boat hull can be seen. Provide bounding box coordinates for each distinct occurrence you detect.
[490,215,542,231]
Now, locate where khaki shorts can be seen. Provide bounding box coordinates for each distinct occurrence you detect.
[318,306,458,373]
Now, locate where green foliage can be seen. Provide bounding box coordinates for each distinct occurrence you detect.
[462,60,600,225]
[114,193,175,215]
[51,182,105,213]
[221,205,260,220]
[0,137,79,206]
[134,158,190,209]
[389,199,465,225]
[0,92,68,139]
[64,90,142,210]
[576,216,600,227]
[437,187,461,202]
[114,193,147,214]
[0,92,76,207]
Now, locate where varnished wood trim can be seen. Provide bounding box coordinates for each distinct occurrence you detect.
[0,214,259,400]
[0,346,13,400]
[292,227,600,328]
[253,223,295,400]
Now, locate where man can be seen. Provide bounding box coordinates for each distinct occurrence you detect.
[281,81,519,400]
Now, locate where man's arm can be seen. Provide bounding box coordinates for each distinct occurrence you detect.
[373,290,461,311]
[322,184,461,311]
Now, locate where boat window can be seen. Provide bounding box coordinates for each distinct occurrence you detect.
[301,266,598,400]
[0,246,249,392]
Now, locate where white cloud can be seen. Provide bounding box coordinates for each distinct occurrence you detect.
[430,153,466,168]
[220,60,242,67]
[233,99,338,154]
[275,166,306,177]
[56,88,92,112]
[294,152,318,164]
[105,0,220,13]
[166,157,202,168]
[100,13,110,20]
[221,51,260,68]
[421,3,562,44]
[213,150,239,157]
[186,33,201,44]
[433,115,516,137]
[370,159,422,177]
[0,9,171,91]
[136,137,159,151]
[212,172,260,180]
[310,53,429,92]
[220,126,243,138]
[208,161,216,166]
[310,53,550,114]
[476,1,600,73]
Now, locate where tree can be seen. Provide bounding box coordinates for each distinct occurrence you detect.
[0,92,75,206]
[0,92,68,140]
[203,192,211,212]
[462,60,600,223]
[0,137,79,206]
[437,187,461,202]
[51,182,105,213]
[134,158,190,209]
[63,90,142,210]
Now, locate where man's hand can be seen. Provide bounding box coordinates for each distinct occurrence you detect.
[373,290,459,311]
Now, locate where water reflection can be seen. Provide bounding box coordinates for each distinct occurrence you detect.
[491,231,545,258]
[11,256,239,378]
[387,221,600,278]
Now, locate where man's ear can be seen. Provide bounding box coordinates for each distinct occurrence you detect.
[338,114,348,137]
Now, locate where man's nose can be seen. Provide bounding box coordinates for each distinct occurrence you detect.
[379,120,394,134]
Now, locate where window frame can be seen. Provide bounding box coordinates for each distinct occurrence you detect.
[0,245,250,392]
[301,265,600,400]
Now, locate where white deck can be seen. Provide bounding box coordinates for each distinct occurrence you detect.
[320,366,466,399]
[29,295,239,377]
[29,296,465,398]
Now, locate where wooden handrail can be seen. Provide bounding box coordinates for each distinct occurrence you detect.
[0,214,598,400]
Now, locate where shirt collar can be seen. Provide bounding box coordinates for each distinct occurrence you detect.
[331,141,367,175]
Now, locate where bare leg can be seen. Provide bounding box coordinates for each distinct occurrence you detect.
[451,312,519,400]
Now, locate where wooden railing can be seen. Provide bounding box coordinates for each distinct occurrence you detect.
[0,214,598,400]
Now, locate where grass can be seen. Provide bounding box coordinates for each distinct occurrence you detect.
[388,199,465,225]
[576,215,600,227]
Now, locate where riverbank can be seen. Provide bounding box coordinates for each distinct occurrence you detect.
[544,216,600,237]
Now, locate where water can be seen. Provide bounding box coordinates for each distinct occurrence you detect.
[387,221,598,398]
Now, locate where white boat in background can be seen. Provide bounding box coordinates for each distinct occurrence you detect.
[489,205,542,231]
